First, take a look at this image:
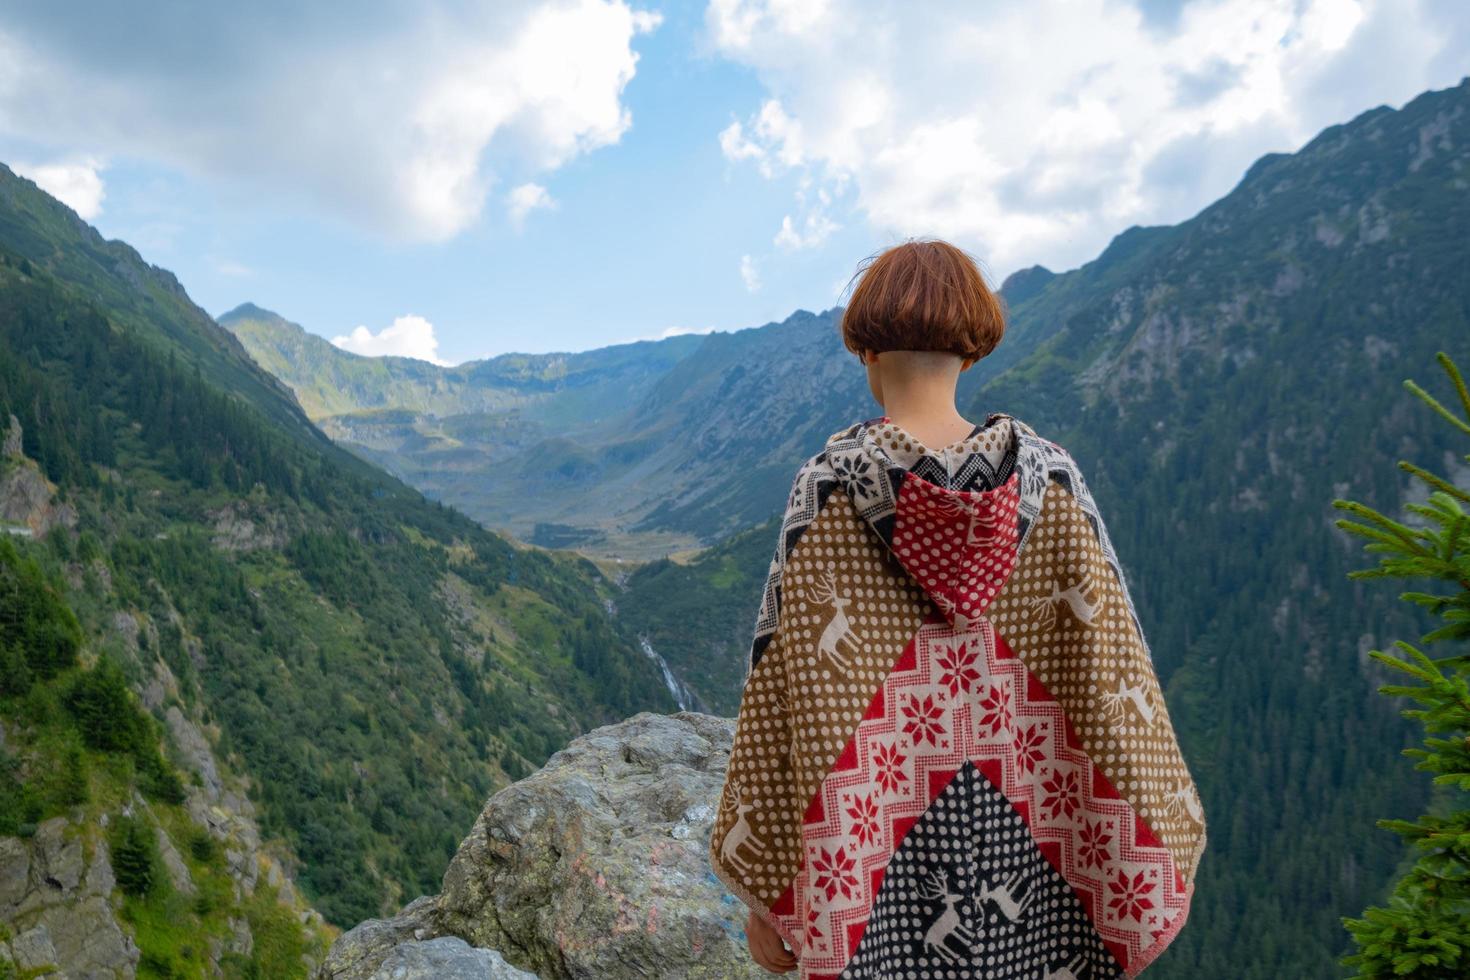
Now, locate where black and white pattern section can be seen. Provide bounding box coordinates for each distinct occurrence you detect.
[825,417,902,527]
[840,762,1122,980]
[830,414,1016,529]
[745,447,844,679]
[905,421,1017,495]
[1010,419,1154,665]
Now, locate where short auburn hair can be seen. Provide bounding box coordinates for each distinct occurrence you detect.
[840,239,1006,362]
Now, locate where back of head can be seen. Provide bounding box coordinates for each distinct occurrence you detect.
[839,239,1007,362]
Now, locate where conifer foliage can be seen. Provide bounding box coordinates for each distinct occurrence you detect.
[1333,351,1470,978]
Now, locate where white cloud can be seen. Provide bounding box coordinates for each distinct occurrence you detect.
[774,210,838,249]
[13,158,105,218]
[332,314,452,365]
[740,253,761,291]
[0,1,660,241]
[707,0,1470,276]
[507,182,557,227]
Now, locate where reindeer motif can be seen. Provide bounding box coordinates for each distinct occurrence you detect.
[800,565,859,669]
[919,870,980,962]
[718,780,766,873]
[1163,778,1204,826]
[977,870,1035,922]
[933,494,1001,549]
[1101,673,1155,725]
[928,592,976,632]
[1043,953,1089,979]
[1028,570,1103,630]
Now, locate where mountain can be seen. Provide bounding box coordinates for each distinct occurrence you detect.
[0,159,679,978]
[223,304,1009,558]
[958,77,1470,978]
[219,304,718,556]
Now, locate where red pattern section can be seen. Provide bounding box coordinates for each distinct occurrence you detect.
[769,615,1190,979]
[891,468,1021,632]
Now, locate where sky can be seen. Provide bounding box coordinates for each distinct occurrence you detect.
[0,0,1466,365]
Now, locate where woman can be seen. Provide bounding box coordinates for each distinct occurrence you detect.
[709,240,1206,978]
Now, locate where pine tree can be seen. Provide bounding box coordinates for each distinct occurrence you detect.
[111,813,159,897]
[1333,351,1470,979]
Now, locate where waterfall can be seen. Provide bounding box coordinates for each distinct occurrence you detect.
[637,635,699,712]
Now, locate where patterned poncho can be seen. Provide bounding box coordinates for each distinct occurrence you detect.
[709,412,1206,979]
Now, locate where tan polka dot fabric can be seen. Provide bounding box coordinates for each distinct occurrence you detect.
[777,487,932,819]
[709,485,932,918]
[987,480,1207,883]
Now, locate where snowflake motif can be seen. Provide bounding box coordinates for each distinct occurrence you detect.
[873,743,909,795]
[845,793,881,848]
[832,454,877,498]
[1040,766,1080,821]
[812,845,859,901]
[1077,818,1114,870]
[1013,722,1047,774]
[900,693,945,746]
[806,906,825,948]
[1107,869,1156,922]
[935,641,983,697]
[978,683,1012,736]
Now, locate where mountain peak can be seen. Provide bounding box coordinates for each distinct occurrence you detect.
[999,265,1056,306]
[219,301,286,326]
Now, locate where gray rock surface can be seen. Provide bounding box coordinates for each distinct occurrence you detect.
[10,922,59,971]
[3,413,21,458]
[0,816,139,979]
[315,895,441,980]
[155,825,197,897]
[317,711,758,980]
[0,418,76,534]
[368,936,538,979]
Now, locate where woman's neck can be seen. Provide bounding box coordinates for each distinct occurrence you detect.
[882,399,974,450]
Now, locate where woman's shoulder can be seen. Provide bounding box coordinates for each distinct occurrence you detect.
[821,415,883,450]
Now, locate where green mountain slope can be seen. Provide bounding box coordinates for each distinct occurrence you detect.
[219,304,713,554]
[0,164,677,937]
[966,78,1470,978]
[0,528,329,978]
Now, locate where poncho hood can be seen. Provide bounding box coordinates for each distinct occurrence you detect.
[714,410,1205,979]
[819,410,1151,646]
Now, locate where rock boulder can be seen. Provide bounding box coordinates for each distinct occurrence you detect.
[316,711,761,980]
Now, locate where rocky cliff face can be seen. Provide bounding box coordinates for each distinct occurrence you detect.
[0,416,330,978]
[0,414,77,538]
[0,813,139,978]
[316,712,762,980]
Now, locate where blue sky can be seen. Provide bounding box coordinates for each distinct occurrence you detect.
[1,1,1466,364]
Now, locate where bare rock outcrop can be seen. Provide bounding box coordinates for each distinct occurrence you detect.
[0,415,77,537]
[0,815,141,979]
[316,711,760,980]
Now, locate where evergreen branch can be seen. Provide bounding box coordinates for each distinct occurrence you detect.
[1405,375,1470,437]
[1328,355,1470,977]
[1400,460,1470,506]
[1435,351,1470,423]
[1333,499,1436,552]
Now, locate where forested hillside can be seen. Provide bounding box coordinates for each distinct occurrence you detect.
[0,164,676,942]
[970,79,1470,978]
[0,528,328,977]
